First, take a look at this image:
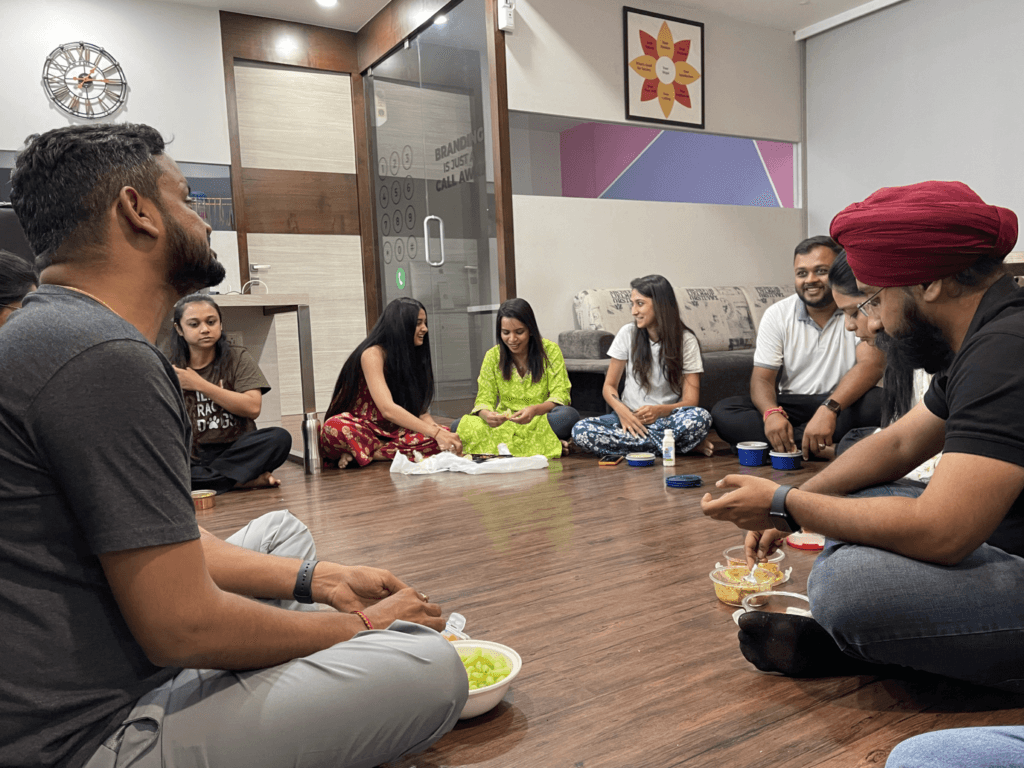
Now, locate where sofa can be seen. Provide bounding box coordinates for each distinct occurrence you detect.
[557,285,795,416]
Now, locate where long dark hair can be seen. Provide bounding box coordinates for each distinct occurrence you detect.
[326,297,434,419]
[170,294,231,384]
[496,298,548,383]
[828,251,913,424]
[170,294,232,457]
[0,250,37,306]
[629,275,691,396]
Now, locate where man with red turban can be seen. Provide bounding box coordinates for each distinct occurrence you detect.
[701,181,1024,691]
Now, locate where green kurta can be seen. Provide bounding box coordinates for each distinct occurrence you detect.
[457,338,571,459]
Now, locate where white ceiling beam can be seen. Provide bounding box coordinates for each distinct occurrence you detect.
[794,0,910,40]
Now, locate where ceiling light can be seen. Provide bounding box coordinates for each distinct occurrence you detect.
[316,0,338,7]
[434,14,448,24]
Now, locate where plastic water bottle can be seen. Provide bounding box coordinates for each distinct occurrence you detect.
[662,431,675,466]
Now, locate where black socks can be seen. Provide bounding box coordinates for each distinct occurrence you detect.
[737,611,881,678]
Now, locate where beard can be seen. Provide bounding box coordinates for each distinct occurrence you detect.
[797,284,835,309]
[165,215,226,296]
[876,299,955,375]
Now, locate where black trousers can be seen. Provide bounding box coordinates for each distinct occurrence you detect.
[191,427,292,493]
[710,389,883,449]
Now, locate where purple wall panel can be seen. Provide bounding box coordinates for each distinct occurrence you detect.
[560,123,597,198]
[602,131,778,207]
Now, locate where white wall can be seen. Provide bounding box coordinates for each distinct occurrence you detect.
[509,126,561,195]
[516,195,805,336]
[806,0,1024,236]
[0,0,230,164]
[506,0,802,142]
[505,0,805,333]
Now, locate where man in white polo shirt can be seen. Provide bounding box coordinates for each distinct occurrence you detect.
[712,236,885,459]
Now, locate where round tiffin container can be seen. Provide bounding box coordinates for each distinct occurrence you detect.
[737,440,769,466]
[741,591,812,618]
[709,565,785,606]
[722,545,785,577]
[626,451,656,467]
[452,640,522,719]
[191,490,215,511]
[769,450,803,470]
[666,474,702,488]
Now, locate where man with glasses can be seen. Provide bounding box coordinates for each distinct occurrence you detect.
[711,236,885,459]
[702,181,1023,693]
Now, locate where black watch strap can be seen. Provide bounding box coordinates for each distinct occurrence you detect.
[769,484,799,533]
[293,559,319,604]
[822,398,842,415]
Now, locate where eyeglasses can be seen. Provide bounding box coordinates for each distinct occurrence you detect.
[854,287,885,318]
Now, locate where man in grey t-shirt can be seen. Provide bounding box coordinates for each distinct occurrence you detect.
[0,124,465,768]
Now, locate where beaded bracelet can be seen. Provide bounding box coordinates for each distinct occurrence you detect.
[763,407,789,423]
[352,610,374,631]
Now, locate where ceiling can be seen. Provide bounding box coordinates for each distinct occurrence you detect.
[158,0,891,35]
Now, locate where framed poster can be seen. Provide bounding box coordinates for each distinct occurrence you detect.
[623,6,704,129]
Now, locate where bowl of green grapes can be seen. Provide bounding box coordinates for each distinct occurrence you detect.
[451,639,522,719]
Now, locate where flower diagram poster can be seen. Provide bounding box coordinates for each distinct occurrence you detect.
[623,7,704,129]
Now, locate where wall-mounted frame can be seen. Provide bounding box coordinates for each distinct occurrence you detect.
[623,6,704,129]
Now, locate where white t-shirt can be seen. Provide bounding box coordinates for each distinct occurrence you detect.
[753,293,859,395]
[608,323,703,410]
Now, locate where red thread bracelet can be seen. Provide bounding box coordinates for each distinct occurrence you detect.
[763,407,788,423]
[353,611,374,630]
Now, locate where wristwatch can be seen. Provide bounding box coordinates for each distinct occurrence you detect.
[769,484,799,533]
[293,559,319,604]
[821,398,842,415]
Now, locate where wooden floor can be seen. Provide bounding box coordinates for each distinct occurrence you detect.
[202,442,1024,768]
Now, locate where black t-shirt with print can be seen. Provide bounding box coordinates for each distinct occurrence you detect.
[183,345,270,445]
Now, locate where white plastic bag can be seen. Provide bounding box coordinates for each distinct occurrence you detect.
[389,451,548,475]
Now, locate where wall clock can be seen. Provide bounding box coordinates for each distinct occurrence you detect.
[43,42,128,119]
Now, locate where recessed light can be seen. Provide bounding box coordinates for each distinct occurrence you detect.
[434,14,448,24]
[316,0,338,8]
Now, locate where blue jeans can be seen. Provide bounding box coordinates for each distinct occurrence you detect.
[808,484,1024,692]
[886,726,1024,767]
[569,407,712,457]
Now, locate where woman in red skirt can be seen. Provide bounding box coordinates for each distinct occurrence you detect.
[320,297,462,468]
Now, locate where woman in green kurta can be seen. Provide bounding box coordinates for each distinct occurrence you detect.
[456,299,580,459]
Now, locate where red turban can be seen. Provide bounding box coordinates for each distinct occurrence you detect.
[829,181,1018,287]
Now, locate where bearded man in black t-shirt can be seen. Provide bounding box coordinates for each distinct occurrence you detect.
[701,180,1024,693]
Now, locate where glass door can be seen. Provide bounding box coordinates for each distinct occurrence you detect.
[366,0,499,418]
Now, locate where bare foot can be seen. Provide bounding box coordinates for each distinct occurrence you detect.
[560,440,569,457]
[336,452,354,469]
[687,438,715,457]
[235,471,282,489]
[372,449,388,461]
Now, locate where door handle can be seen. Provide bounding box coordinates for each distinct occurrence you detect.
[423,215,445,267]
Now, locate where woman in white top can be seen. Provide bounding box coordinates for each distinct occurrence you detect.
[571,274,713,457]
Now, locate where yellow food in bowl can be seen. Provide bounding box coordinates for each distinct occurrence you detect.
[709,566,783,606]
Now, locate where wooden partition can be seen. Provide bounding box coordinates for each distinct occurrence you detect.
[220,11,379,328]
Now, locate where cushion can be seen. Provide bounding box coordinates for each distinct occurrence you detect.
[572,289,634,332]
[738,285,796,333]
[677,286,756,354]
[558,330,614,360]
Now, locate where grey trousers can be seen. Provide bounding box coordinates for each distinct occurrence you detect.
[85,510,468,768]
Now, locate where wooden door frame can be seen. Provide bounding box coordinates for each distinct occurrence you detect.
[355,0,516,305]
[219,12,380,329]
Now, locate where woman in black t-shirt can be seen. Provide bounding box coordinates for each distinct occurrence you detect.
[171,294,292,493]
